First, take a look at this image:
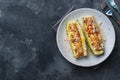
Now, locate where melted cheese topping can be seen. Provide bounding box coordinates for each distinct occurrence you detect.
[85,17,103,51]
[68,22,84,57]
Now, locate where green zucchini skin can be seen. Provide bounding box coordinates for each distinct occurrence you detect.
[66,20,87,58]
[83,16,104,55]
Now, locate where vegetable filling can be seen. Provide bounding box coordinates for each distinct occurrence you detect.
[68,23,84,56]
[84,17,103,51]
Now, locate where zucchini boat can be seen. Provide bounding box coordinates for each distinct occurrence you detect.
[83,16,104,55]
[66,20,87,58]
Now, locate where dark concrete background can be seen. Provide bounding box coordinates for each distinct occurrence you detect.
[0,0,120,80]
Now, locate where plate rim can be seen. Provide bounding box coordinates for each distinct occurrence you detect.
[56,8,116,67]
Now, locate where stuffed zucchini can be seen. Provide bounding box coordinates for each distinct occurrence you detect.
[83,16,104,55]
[66,20,87,58]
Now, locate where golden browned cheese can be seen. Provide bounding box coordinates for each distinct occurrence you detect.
[83,16,104,55]
[66,20,87,58]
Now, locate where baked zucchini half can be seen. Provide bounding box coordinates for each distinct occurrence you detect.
[83,16,104,55]
[66,20,87,58]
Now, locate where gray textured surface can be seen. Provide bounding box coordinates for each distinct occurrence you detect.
[0,0,120,80]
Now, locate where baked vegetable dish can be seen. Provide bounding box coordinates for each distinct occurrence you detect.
[66,20,87,58]
[83,16,104,55]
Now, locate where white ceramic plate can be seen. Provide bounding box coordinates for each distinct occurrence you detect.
[56,8,115,67]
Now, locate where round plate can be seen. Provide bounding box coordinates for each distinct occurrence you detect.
[56,8,115,67]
